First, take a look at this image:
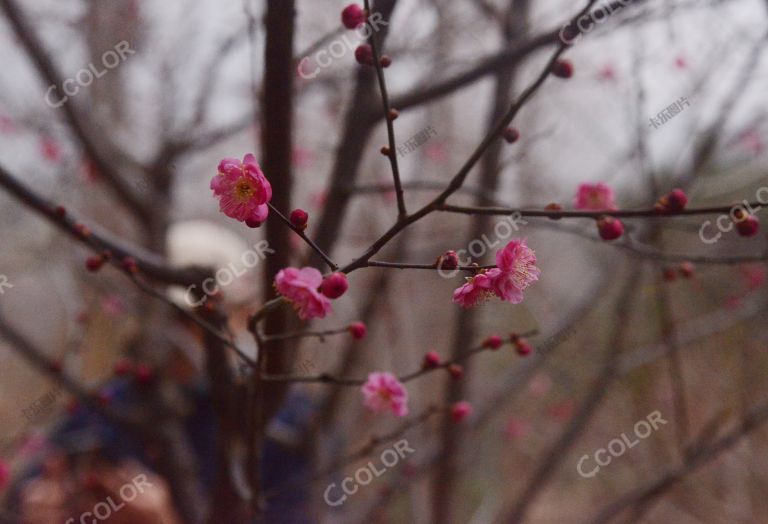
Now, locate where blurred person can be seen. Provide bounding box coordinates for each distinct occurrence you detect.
[3,221,315,523]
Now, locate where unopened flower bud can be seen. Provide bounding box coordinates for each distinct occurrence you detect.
[423,351,441,369]
[448,364,464,380]
[654,188,688,213]
[483,335,503,350]
[85,256,104,272]
[436,250,459,270]
[597,215,624,241]
[736,215,759,237]
[320,272,349,299]
[502,127,520,144]
[451,401,473,423]
[355,44,374,66]
[349,321,367,340]
[551,59,574,79]
[341,4,366,29]
[289,209,309,230]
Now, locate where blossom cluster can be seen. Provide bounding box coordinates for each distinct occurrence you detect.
[452,239,541,308]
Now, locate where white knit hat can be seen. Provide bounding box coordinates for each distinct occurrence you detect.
[166,220,265,308]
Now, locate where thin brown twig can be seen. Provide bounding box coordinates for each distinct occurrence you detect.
[0,164,208,287]
[0,0,146,216]
[262,326,351,343]
[364,0,407,218]
[336,1,604,275]
[437,201,766,219]
[260,330,537,385]
[0,164,256,368]
[267,202,339,271]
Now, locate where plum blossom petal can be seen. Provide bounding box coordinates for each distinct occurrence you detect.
[361,372,409,417]
[492,239,540,304]
[574,182,617,211]
[452,239,540,307]
[452,268,501,308]
[211,154,273,224]
[274,267,332,320]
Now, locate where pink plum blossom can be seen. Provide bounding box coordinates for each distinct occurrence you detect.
[574,182,617,211]
[361,372,409,417]
[453,239,541,308]
[452,268,502,308]
[274,267,332,320]
[210,154,272,227]
[492,239,541,304]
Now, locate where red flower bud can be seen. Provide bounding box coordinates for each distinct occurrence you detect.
[736,215,759,237]
[380,55,392,68]
[289,209,309,230]
[348,321,367,340]
[341,4,366,29]
[448,364,464,381]
[514,338,533,356]
[74,223,91,238]
[355,44,374,66]
[320,272,349,299]
[551,59,574,79]
[502,127,520,144]
[422,351,441,369]
[121,257,138,274]
[451,401,473,423]
[655,188,688,213]
[85,256,104,272]
[483,335,503,350]
[436,250,459,270]
[596,216,624,241]
[545,203,562,219]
